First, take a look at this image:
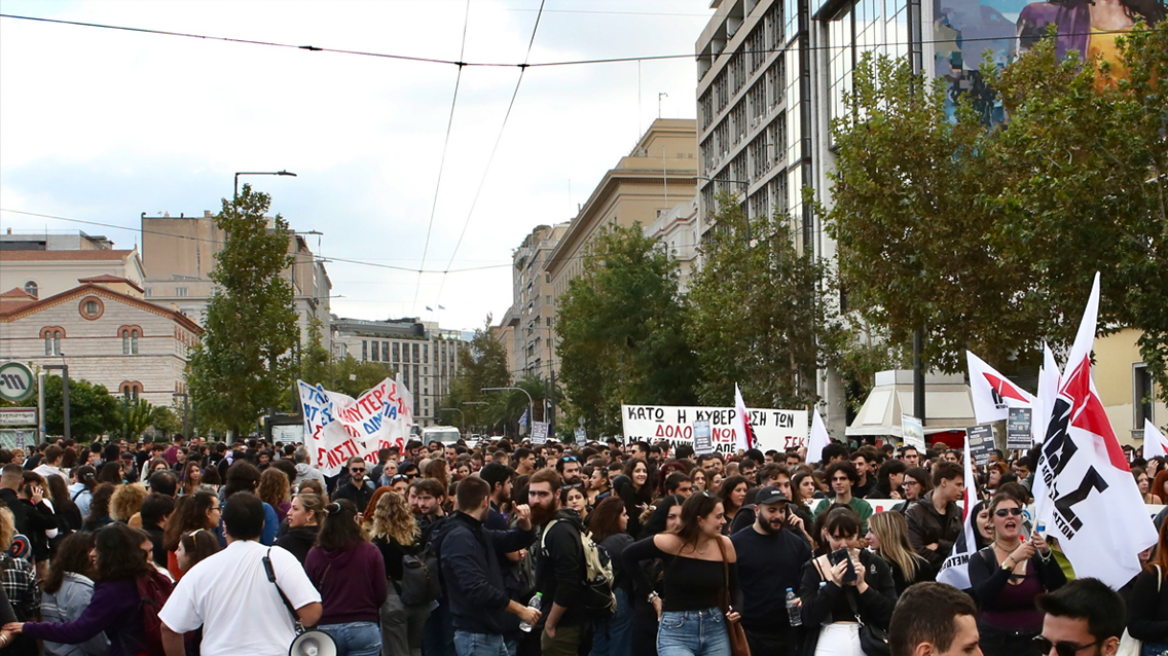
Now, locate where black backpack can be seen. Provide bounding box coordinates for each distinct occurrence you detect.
[400,545,442,606]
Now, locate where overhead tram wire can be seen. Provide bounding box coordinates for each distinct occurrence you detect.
[2,13,1161,69]
[412,0,472,310]
[434,0,546,307]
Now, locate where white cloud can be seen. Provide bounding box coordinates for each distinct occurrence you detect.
[0,0,711,331]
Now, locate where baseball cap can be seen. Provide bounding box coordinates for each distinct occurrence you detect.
[754,485,790,506]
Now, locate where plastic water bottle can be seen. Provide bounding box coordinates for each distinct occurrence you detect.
[786,588,802,627]
[519,592,543,633]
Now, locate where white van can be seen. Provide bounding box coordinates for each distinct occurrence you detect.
[422,425,461,445]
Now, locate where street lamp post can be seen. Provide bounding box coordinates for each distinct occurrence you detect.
[482,387,534,437]
[234,170,297,198]
[439,408,465,434]
[43,363,70,443]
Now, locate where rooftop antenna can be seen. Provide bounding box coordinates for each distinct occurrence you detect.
[658,92,668,119]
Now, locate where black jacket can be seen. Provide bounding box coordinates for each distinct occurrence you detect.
[331,478,376,512]
[905,491,963,569]
[798,550,897,656]
[433,511,536,636]
[275,525,319,564]
[535,509,588,628]
[968,545,1067,613]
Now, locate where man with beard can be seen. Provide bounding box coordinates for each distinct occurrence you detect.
[480,463,514,530]
[554,456,582,486]
[409,478,448,544]
[529,470,587,656]
[731,486,813,656]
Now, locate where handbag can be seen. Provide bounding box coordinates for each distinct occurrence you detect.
[713,537,751,656]
[842,566,890,656]
[1119,566,1162,656]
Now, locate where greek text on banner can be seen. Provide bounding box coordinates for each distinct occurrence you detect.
[298,378,414,477]
[621,404,807,454]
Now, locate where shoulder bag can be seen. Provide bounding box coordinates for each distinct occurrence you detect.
[713,537,751,656]
[1118,565,1161,656]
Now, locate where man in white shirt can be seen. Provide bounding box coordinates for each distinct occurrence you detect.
[32,445,68,483]
[159,492,322,656]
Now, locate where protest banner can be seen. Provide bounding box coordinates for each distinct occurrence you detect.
[693,421,714,455]
[621,404,807,454]
[531,421,549,445]
[298,378,414,477]
[1007,407,1032,450]
[901,414,925,451]
[966,423,994,465]
[1032,273,1157,590]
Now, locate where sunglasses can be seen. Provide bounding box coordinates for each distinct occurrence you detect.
[1032,636,1098,656]
[995,508,1024,517]
[350,467,366,473]
[561,456,579,463]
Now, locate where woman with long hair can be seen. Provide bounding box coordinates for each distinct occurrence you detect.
[47,475,83,535]
[1134,466,1162,504]
[6,523,174,656]
[623,492,742,656]
[40,531,108,656]
[969,500,994,551]
[627,495,685,656]
[305,500,386,656]
[793,470,820,505]
[983,462,1009,498]
[587,466,612,507]
[718,475,749,535]
[369,491,429,656]
[361,486,393,533]
[705,469,724,496]
[690,469,707,493]
[179,461,205,497]
[69,466,98,521]
[562,484,590,524]
[871,459,908,500]
[1127,517,1168,651]
[82,483,115,531]
[800,506,897,656]
[257,468,291,524]
[275,493,324,565]
[96,463,123,486]
[162,491,221,581]
[968,492,1066,656]
[422,459,449,501]
[866,511,934,595]
[589,497,635,656]
[614,459,654,537]
[175,529,220,573]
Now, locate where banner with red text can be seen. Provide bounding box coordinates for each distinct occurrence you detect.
[298,378,414,476]
[621,404,807,455]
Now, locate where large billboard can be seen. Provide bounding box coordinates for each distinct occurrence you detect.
[934,0,1165,120]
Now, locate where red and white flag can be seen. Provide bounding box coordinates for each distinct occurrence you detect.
[1033,273,1157,589]
[937,431,979,590]
[1145,419,1168,460]
[967,350,1036,424]
[733,384,757,452]
[807,411,832,465]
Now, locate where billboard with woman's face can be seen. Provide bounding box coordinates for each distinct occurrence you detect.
[933,0,1165,121]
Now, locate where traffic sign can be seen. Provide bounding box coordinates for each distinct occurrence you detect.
[0,408,37,427]
[0,362,34,403]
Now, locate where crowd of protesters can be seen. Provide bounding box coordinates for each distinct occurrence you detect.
[0,433,1159,656]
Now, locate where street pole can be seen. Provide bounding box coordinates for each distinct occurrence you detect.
[482,387,533,438]
[234,170,297,199]
[913,329,926,428]
[37,371,45,445]
[44,364,70,442]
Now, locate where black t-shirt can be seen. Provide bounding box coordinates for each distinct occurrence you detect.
[731,526,812,632]
[853,477,877,499]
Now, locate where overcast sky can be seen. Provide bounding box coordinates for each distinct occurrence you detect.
[0,0,713,332]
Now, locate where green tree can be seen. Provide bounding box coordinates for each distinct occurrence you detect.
[556,223,698,436]
[439,320,512,434]
[188,184,300,435]
[824,31,1168,404]
[28,375,120,440]
[116,398,154,441]
[149,405,183,438]
[687,193,843,408]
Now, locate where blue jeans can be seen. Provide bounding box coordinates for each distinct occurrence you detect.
[454,631,510,656]
[320,621,382,656]
[590,588,633,656]
[656,608,730,656]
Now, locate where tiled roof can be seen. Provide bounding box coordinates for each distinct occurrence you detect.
[0,287,36,299]
[77,274,145,293]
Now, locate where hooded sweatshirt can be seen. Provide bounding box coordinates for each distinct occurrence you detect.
[293,463,325,487]
[275,525,319,565]
[304,541,386,625]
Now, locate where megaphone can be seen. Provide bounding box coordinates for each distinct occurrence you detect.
[289,629,338,656]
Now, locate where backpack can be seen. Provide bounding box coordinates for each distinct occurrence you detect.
[400,545,442,606]
[541,519,617,621]
[128,570,174,656]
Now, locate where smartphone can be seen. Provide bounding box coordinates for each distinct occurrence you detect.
[830,548,858,583]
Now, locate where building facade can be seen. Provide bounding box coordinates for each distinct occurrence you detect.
[139,212,332,351]
[500,223,569,381]
[642,197,701,292]
[0,278,202,409]
[331,317,463,427]
[0,231,145,302]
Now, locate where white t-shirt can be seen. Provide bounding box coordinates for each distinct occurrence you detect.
[159,540,321,656]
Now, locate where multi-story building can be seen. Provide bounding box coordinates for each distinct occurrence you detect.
[642,197,701,292]
[331,317,463,427]
[501,223,569,381]
[0,230,145,301]
[139,212,332,350]
[0,276,201,409]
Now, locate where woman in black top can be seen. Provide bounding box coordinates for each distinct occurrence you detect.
[274,492,322,564]
[590,497,636,656]
[629,495,685,656]
[967,493,1065,656]
[614,459,654,538]
[1126,516,1168,652]
[800,506,897,656]
[624,492,741,656]
[369,491,429,656]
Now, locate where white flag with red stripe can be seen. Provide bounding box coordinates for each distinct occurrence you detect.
[936,432,979,590]
[1033,273,1157,589]
[967,350,1036,424]
[1144,419,1168,461]
[733,384,757,452]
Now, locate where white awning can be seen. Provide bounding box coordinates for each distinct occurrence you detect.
[846,370,976,438]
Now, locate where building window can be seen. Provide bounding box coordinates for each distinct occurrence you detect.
[120,328,141,355]
[176,287,188,297]
[372,341,380,362]
[1136,364,1155,426]
[412,344,419,363]
[362,340,368,361]
[144,288,152,297]
[423,344,429,364]
[23,281,38,298]
[119,382,142,401]
[79,296,104,320]
[41,327,63,355]
[382,342,389,361]
[393,342,400,362]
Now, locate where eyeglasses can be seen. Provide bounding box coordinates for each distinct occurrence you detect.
[995,507,1024,517]
[350,467,366,473]
[1032,636,1098,656]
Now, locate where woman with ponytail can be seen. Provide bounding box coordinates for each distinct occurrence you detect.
[305,499,386,656]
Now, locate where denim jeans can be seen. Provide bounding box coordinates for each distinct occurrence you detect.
[454,631,510,656]
[591,588,633,656]
[656,608,730,656]
[320,621,382,656]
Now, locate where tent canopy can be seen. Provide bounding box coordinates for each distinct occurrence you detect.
[847,370,976,438]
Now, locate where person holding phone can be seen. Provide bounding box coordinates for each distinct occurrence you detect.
[968,492,1066,656]
[799,506,896,656]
